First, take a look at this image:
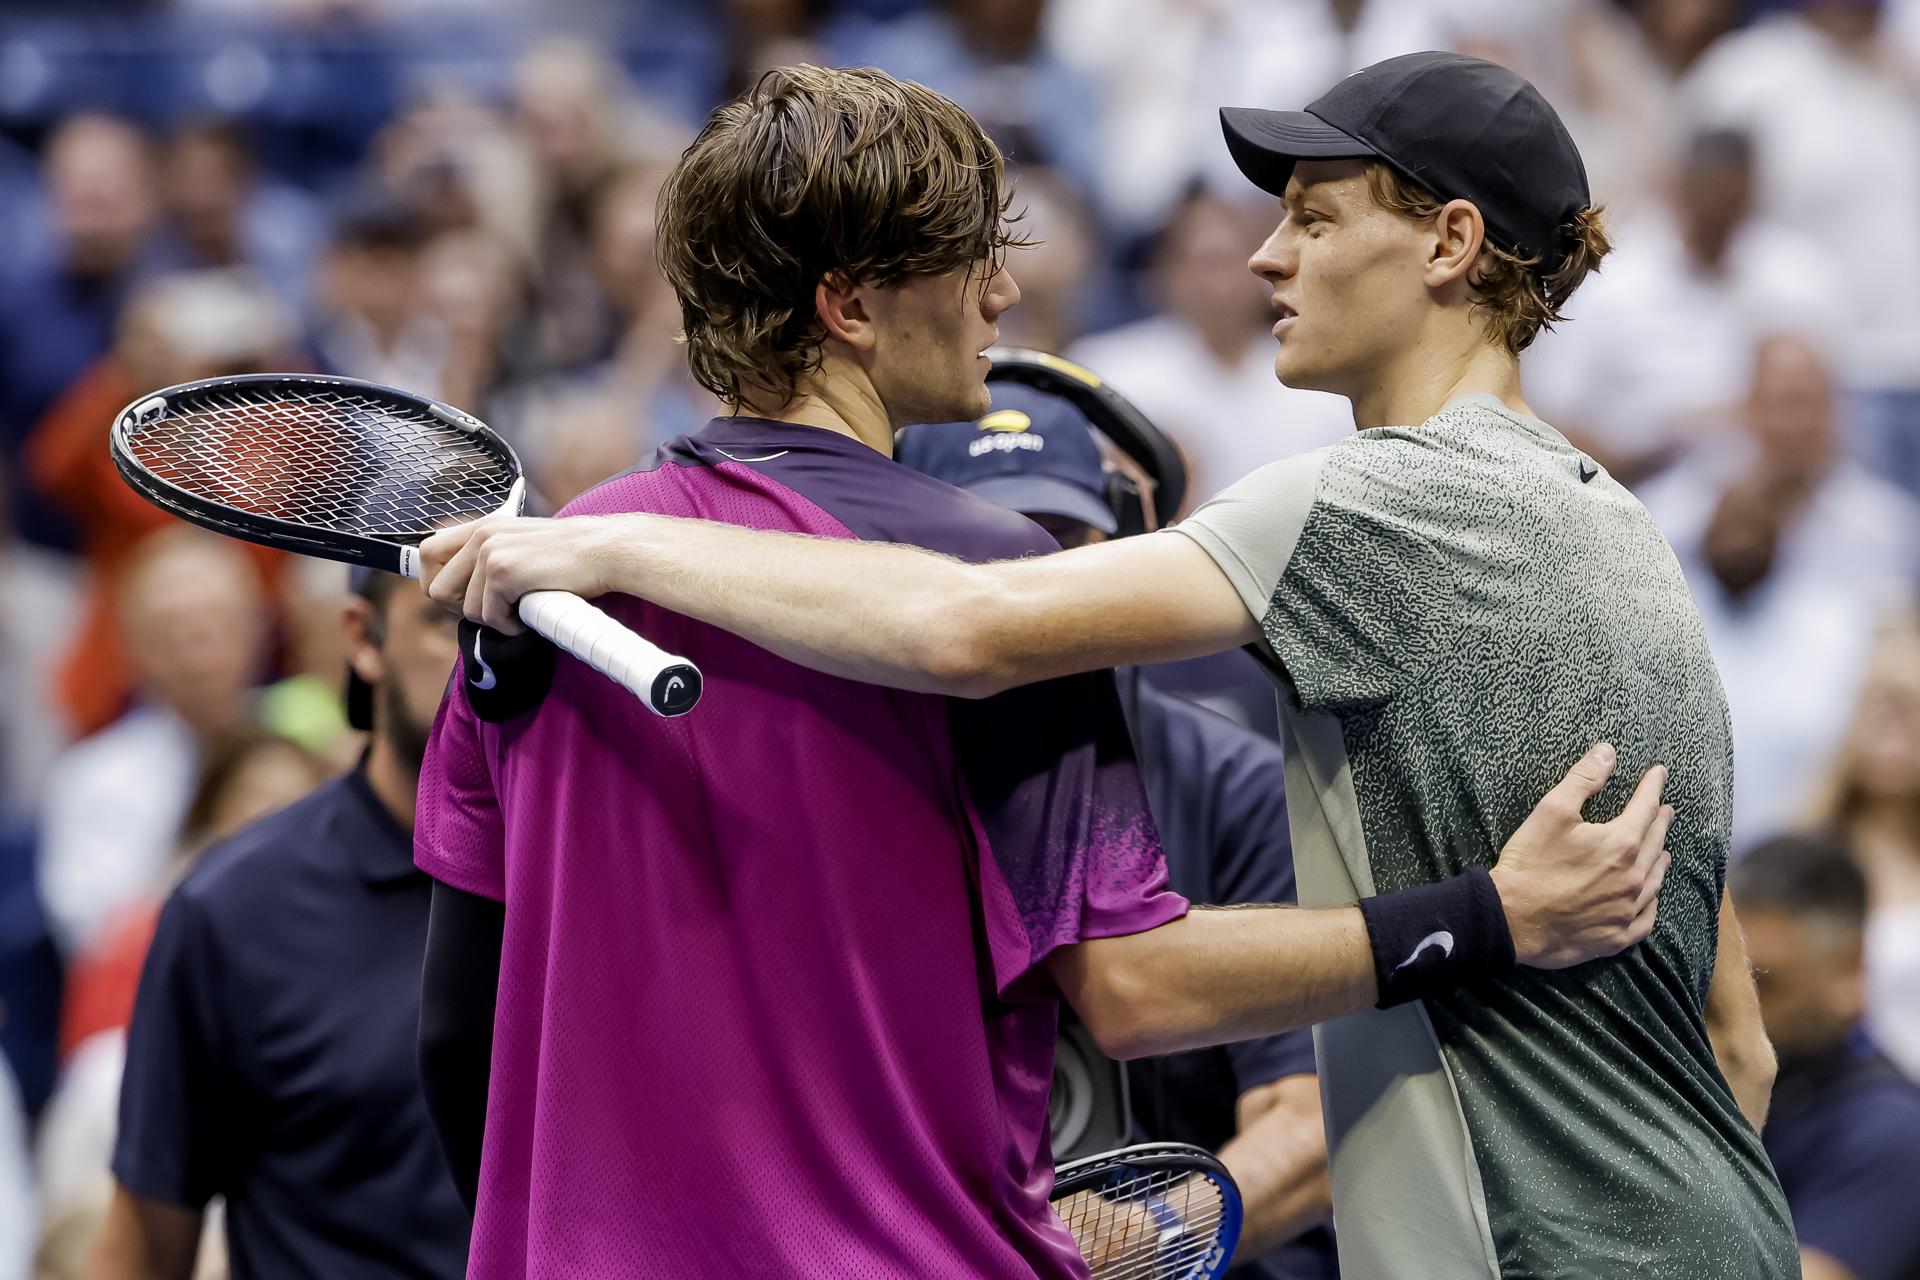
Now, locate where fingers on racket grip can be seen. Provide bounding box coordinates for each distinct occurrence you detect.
[515,590,702,717]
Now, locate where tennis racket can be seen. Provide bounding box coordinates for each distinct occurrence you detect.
[109,373,702,717]
[1051,1142,1242,1279]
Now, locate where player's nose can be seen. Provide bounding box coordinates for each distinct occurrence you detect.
[1248,223,1294,283]
[984,263,1021,318]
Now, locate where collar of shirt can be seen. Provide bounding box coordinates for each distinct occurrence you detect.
[339,762,418,886]
[695,414,883,461]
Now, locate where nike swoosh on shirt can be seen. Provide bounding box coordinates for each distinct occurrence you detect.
[1393,930,1455,972]
[469,631,499,691]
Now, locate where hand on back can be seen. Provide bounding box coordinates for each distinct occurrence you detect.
[1492,743,1673,970]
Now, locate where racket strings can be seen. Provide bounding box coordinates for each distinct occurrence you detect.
[121,385,517,541]
[1058,1168,1228,1280]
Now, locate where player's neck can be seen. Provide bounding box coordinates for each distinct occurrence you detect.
[1347,326,1530,429]
[365,732,420,831]
[736,356,895,457]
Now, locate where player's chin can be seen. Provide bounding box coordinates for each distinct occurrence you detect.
[959,375,994,419]
[1271,345,1327,394]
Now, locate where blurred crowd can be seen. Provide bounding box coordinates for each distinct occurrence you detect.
[2,0,1920,1275]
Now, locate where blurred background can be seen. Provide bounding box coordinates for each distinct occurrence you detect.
[1,0,1919,1274]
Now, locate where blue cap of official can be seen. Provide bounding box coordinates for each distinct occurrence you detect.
[897,382,1117,534]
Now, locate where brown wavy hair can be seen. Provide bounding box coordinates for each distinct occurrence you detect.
[1365,164,1610,354]
[657,65,1022,409]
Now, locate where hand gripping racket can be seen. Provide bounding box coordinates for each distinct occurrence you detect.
[109,373,701,717]
[1050,1143,1243,1279]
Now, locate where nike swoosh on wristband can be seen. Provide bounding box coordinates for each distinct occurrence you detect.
[469,631,499,691]
[1394,930,1455,972]
[1579,459,1599,483]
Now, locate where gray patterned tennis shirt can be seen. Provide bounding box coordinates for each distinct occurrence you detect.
[1172,394,1796,1280]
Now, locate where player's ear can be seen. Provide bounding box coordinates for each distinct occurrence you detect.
[344,595,386,688]
[816,271,876,352]
[1425,198,1487,291]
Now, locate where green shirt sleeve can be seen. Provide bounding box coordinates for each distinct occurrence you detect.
[1170,448,1331,621]
[1173,438,1460,713]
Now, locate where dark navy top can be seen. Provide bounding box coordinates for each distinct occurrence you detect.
[114,767,469,1280]
[1118,669,1339,1279]
[1763,1035,1920,1280]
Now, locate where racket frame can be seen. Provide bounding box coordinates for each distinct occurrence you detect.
[1050,1141,1243,1280]
[110,372,516,578]
[109,371,703,717]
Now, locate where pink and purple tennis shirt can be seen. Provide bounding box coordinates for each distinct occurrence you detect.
[414,416,1188,1279]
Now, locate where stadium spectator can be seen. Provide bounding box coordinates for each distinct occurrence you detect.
[89,568,467,1280]
[36,530,268,957]
[1625,0,1742,76]
[504,166,712,493]
[307,195,445,395]
[420,228,543,424]
[151,118,324,309]
[566,166,712,443]
[259,560,361,766]
[1808,610,1920,1082]
[897,387,1339,1279]
[1071,187,1353,507]
[715,0,835,98]
[1526,128,1840,486]
[0,114,160,552]
[1045,0,1443,235]
[519,387,658,510]
[844,0,1105,196]
[586,168,680,392]
[993,168,1098,355]
[1683,0,1920,500]
[1733,833,1920,1280]
[1641,334,1920,849]
[35,733,327,1279]
[58,730,330,1063]
[27,270,294,739]
[370,88,543,262]
[1436,0,1674,219]
[511,38,672,372]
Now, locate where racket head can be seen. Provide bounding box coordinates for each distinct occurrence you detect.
[1050,1142,1243,1280]
[110,373,525,576]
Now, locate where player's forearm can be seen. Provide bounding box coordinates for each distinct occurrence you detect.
[1705,890,1776,1130]
[419,881,503,1212]
[1217,1075,1331,1264]
[598,513,1025,695]
[1052,906,1376,1061]
[83,1187,202,1280]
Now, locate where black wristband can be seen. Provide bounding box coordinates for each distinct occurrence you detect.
[1357,867,1517,1009]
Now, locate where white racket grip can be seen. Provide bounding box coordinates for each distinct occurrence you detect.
[515,589,702,717]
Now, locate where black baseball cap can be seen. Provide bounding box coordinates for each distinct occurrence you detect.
[1220,51,1591,269]
[896,382,1117,534]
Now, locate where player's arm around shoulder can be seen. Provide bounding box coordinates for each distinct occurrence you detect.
[419,513,1258,696]
[1049,744,1674,1059]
